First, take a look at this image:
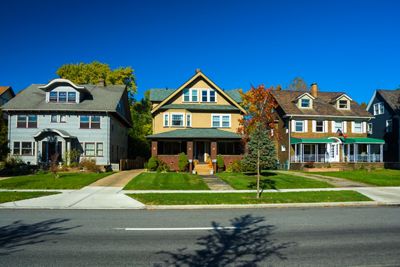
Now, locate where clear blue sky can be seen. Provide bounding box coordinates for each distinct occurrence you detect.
[1,0,400,104]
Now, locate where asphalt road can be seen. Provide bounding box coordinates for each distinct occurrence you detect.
[0,207,399,266]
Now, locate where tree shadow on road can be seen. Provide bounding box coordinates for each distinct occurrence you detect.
[157,214,294,266]
[0,218,80,256]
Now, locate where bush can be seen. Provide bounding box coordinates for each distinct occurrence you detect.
[79,158,101,173]
[216,155,224,171]
[226,160,242,173]
[0,156,37,176]
[156,160,170,172]
[178,152,189,172]
[65,149,81,166]
[147,156,158,171]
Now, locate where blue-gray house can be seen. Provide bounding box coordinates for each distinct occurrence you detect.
[2,78,132,166]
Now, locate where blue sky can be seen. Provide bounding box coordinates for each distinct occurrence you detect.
[1,0,400,104]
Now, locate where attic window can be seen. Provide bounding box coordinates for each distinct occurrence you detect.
[338,99,349,109]
[300,98,311,108]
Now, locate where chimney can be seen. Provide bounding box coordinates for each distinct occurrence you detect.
[195,68,201,74]
[310,83,318,98]
[97,78,106,87]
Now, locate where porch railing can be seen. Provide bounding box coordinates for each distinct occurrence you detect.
[291,154,328,163]
[292,153,383,163]
[347,154,382,163]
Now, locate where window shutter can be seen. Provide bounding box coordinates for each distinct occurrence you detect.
[291,120,295,132]
[304,120,308,132]
[324,121,328,133]
[363,122,367,133]
[331,121,335,133]
[312,120,316,132]
[351,121,354,133]
[343,121,347,133]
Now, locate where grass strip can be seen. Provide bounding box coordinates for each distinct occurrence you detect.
[128,190,371,205]
[315,169,400,186]
[0,191,59,203]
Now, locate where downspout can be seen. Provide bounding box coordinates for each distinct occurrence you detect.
[288,116,291,170]
[106,112,110,165]
[7,112,11,156]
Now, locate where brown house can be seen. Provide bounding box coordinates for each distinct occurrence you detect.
[147,70,245,174]
[271,84,385,170]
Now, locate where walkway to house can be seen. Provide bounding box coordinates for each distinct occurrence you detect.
[274,170,372,187]
[0,169,146,209]
[201,175,234,190]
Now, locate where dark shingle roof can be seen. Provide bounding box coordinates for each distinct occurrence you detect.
[147,128,241,139]
[271,90,372,118]
[377,90,400,114]
[160,104,239,111]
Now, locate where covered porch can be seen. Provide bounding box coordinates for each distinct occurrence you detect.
[342,137,384,163]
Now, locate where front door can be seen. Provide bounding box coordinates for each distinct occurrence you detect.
[42,141,62,162]
[328,143,340,162]
[195,141,211,163]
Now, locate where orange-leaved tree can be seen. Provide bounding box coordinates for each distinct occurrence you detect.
[238,85,279,198]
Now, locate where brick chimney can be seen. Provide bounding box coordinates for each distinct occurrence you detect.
[310,83,318,98]
[195,68,201,73]
[97,78,106,87]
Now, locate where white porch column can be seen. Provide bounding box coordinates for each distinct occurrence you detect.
[380,144,383,162]
[300,144,304,163]
[67,140,71,166]
[34,141,38,165]
[367,144,371,162]
[315,144,318,162]
[294,144,297,162]
[354,144,357,162]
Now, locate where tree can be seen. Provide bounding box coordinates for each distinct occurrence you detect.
[286,77,308,91]
[0,109,9,160]
[239,85,278,198]
[56,61,136,102]
[360,102,367,109]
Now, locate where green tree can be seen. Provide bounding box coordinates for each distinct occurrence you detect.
[0,109,9,160]
[359,102,367,109]
[56,61,136,101]
[286,77,308,91]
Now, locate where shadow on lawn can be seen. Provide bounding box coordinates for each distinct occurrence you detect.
[0,218,80,256]
[245,172,278,190]
[157,214,294,266]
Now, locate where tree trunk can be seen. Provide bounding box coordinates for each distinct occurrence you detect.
[256,148,260,199]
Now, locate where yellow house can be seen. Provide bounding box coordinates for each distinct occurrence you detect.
[147,70,246,173]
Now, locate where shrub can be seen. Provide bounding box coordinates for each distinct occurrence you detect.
[156,160,170,172]
[79,158,101,173]
[147,156,158,171]
[216,155,224,171]
[65,149,81,166]
[50,153,60,179]
[226,160,242,173]
[178,152,189,172]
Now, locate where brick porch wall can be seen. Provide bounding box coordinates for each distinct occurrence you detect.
[221,155,243,170]
[290,162,385,171]
[157,155,179,171]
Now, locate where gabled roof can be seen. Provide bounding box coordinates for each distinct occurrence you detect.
[159,104,239,111]
[150,71,246,114]
[272,90,372,118]
[0,86,15,97]
[333,93,353,102]
[149,88,175,102]
[294,92,315,100]
[371,90,400,114]
[147,128,241,139]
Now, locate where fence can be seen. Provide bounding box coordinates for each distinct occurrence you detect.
[119,157,145,170]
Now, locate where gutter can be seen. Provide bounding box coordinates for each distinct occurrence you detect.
[283,114,373,119]
[287,116,291,170]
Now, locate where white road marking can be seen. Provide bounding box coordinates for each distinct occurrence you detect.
[114,226,238,231]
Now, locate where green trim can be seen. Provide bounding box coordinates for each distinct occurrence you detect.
[160,104,239,111]
[147,128,241,139]
[290,137,334,144]
[341,137,385,144]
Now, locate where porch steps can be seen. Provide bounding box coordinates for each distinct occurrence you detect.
[194,164,214,176]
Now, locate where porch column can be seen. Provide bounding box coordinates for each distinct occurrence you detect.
[347,144,350,162]
[380,144,383,162]
[300,144,304,163]
[187,141,193,172]
[34,141,38,165]
[151,141,158,157]
[315,144,318,162]
[367,144,371,162]
[211,141,217,172]
[66,140,71,166]
[294,144,297,162]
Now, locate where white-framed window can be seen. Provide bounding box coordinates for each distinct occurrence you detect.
[80,115,100,129]
[96,143,103,157]
[338,99,349,109]
[171,113,184,127]
[48,91,77,103]
[333,121,344,133]
[352,121,363,133]
[315,121,324,132]
[300,98,311,108]
[386,120,393,133]
[294,120,305,132]
[281,145,286,152]
[183,89,190,102]
[17,115,37,128]
[209,90,216,102]
[211,114,231,128]
[368,123,373,134]
[182,89,199,102]
[191,89,198,102]
[60,115,67,123]
[186,114,191,127]
[51,114,58,123]
[163,113,169,127]
[85,143,95,156]
[13,141,35,156]
[201,89,217,102]
[373,102,384,115]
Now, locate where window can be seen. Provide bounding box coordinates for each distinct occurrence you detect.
[315,121,324,132]
[58,92,67,102]
[51,115,58,123]
[85,143,95,156]
[353,122,362,133]
[49,92,57,102]
[386,120,393,133]
[96,143,103,157]
[186,114,191,127]
[80,116,90,128]
[373,102,384,115]
[17,115,37,128]
[13,142,20,155]
[202,90,208,102]
[191,90,198,102]
[60,115,67,123]
[91,116,100,129]
[209,90,216,102]
[157,141,187,155]
[295,120,304,132]
[163,113,169,127]
[212,114,231,128]
[300,98,310,108]
[171,114,184,127]
[338,100,349,109]
[183,89,190,102]
[368,123,373,134]
[68,92,76,103]
[217,142,243,155]
[281,145,286,152]
[334,121,343,132]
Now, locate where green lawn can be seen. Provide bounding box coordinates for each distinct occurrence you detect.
[0,172,112,189]
[0,191,59,203]
[123,172,209,190]
[128,190,370,205]
[217,171,333,190]
[316,169,400,186]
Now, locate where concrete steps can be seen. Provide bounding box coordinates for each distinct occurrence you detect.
[194,163,214,176]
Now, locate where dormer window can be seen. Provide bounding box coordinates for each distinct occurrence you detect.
[338,99,349,109]
[50,92,57,102]
[68,92,76,103]
[335,94,352,110]
[296,93,314,109]
[47,91,78,103]
[182,89,199,102]
[301,98,311,108]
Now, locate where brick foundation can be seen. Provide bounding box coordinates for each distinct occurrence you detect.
[157,155,179,171]
[290,162,385,171]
